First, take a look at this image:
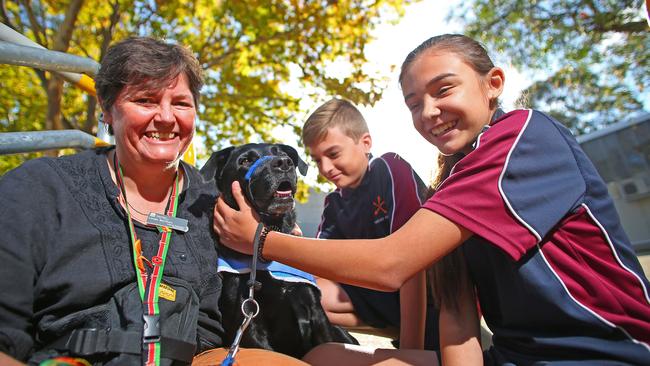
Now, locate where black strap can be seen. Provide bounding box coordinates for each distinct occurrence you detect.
[47,328,195,363]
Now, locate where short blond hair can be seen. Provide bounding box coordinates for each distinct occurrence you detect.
[302,98,369,147]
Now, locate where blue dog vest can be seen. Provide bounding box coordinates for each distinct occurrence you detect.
[217,252,317,287]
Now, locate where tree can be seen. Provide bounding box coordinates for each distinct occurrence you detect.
[451,0,649,134]
[0,0,415,175]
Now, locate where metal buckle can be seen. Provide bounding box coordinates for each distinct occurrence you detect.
[142,314,161,344]
[67,328,107,355]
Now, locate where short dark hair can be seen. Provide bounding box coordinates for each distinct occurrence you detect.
[96,37,203,113]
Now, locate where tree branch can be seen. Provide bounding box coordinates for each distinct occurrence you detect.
[0,0,13,25]
[19,0,46,46]
[84,0,120,133]
[597,20,648,33]
[52,0,84,51]
[45,0,84,132]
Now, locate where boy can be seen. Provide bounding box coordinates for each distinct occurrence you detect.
[302,98,438,350]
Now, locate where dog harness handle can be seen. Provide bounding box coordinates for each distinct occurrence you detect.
[221,222,265,365]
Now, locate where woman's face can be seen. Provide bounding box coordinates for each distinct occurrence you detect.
[104,73,196,169]
[401,50,502,155]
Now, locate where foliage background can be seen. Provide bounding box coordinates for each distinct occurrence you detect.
[0,0,414,180]
[1,0,648,181]
[452,0,649,134]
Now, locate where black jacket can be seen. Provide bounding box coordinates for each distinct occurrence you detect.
[0,148,223,365]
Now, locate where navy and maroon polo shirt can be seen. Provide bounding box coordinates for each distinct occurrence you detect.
[316,152,428,329]
[317,152,427,241]
[425,109,650,364]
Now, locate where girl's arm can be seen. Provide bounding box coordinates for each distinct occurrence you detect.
[214,181,472,291]
[398,270,427,349]
[438,273,483,365]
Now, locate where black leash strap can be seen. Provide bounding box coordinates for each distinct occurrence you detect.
[221,222,265,366]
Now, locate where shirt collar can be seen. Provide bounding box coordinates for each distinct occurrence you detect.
[470,108,506,151]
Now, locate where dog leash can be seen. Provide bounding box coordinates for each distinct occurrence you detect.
[221,223,265,366]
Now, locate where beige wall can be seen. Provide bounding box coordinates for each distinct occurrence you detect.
[608,182,650,245]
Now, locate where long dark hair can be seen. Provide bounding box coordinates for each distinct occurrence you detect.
[401,34,498,312]
[426,153,471,313]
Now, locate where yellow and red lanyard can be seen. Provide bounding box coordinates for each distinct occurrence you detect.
[114,156,180,366]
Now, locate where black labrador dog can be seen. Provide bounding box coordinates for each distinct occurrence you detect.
[200,143,357,358]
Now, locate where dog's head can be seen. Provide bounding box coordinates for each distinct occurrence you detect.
[200,143,308,219]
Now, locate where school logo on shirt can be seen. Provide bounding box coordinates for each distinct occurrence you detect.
[372,195,387,217]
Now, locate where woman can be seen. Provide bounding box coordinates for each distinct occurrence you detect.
[0,37,223,365]
[214,34,650,365]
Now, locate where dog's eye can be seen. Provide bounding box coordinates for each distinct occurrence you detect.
[238,157,252,167]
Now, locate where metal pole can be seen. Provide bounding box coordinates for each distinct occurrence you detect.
[0,41,100,76]
[0,22,97,94]
[0,130,110,155]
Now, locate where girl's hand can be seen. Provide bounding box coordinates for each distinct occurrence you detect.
[213,181,260,255]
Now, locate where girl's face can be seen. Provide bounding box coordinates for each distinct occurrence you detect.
[401,50,503,155]
[104,73,196,169]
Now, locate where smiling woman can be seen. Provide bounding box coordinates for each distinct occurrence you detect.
[0,37,225,365]
[103,72,196,170]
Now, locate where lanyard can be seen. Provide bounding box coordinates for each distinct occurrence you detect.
[221,223,264,366]
[113,155,180,366]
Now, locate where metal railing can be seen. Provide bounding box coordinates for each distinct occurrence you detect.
[0,41,99,76]
[0,130,109,155]
[0,22,197,163]
[0,22,109,155]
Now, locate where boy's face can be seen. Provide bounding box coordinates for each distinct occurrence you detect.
[308,126,372,189]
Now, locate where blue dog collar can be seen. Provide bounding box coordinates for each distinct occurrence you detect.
[244,156,273,181]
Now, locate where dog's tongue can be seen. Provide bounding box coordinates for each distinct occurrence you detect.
[274,190,292,198]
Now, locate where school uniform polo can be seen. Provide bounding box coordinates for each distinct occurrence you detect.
[317,153,438,348]
[424,109,650,365]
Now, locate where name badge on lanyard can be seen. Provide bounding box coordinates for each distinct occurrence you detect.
[147,212,189,232]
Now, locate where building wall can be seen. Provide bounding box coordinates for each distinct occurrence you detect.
[607,182,650,248]
[579,114,650,252]
[295,188,328,238]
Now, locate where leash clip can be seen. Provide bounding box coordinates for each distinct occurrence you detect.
[220,223,266,365]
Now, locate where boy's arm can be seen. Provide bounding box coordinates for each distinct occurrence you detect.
[381,153,428,349]
[398,270,427,349]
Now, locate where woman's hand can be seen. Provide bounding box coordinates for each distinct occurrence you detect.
[213,181,260,255]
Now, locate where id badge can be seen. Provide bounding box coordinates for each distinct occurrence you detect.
[147,212,189,232]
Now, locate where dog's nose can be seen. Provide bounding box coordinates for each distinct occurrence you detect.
[273,156,294,172]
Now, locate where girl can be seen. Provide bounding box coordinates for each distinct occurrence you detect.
[214,34,650,365]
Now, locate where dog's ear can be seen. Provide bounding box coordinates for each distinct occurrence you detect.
[200,146,235,183]
[278,144,308,176]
